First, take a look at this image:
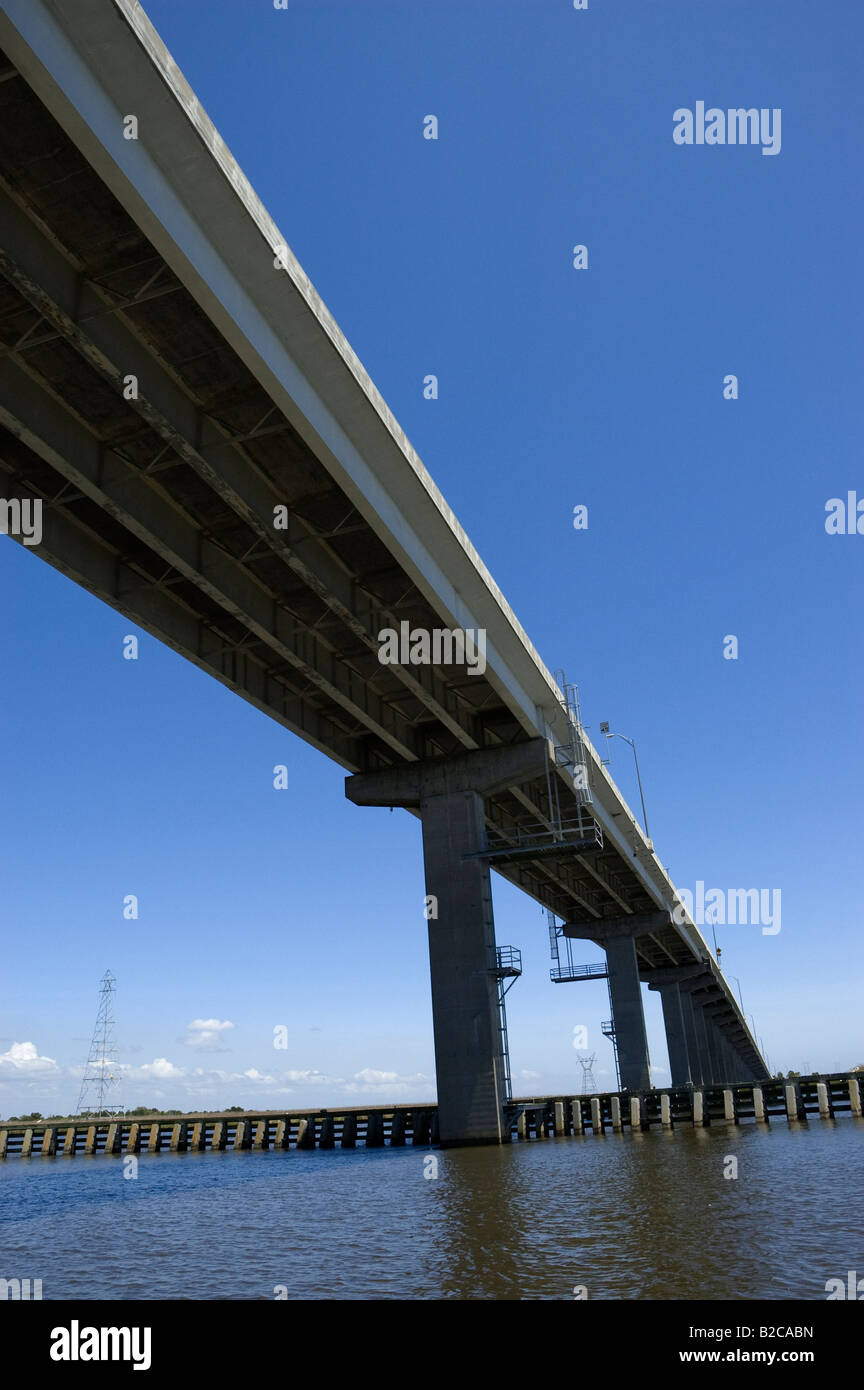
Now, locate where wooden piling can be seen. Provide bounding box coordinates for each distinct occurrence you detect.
[340,1114,357,1149]
[296,1117,316,1149]
[411,1110,430,1146]
[817,1082,834,1120]
[365,1112,384,1147]
[785,1082,805,1121]
[319,1115,335,1149]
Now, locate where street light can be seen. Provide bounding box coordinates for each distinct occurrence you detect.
[600,722,651,842]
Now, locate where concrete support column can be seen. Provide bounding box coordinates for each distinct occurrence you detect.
[698,1011,722,1084]
[605,935,651,1091]
[719,1037,735,1082]
[419,786,506,1145]
[680,990,704,1086]
[713,1032,730,1082]
[654,981,691,1086]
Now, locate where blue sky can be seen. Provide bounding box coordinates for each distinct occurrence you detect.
[2,0,862,1116]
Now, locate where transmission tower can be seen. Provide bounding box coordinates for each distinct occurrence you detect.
[75,970,123,1117]
[577,1052,597,1093]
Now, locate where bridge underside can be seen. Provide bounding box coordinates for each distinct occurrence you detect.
[0,9,767,1146]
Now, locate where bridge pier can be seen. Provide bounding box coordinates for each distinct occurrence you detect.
[604,936,652,1091]
[652,979,691,1087]
[346,738,548,1147]
[565,913,680,1093]
[679,989,705,1085]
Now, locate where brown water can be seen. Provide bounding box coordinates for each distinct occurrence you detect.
[1,1118,861,1300]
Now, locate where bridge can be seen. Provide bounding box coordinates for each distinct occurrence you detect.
[0,0,768,1147]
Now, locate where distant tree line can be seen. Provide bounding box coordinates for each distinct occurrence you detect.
[4,1104,250,1122]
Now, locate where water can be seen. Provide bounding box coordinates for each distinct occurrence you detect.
[1,1120,861,1300]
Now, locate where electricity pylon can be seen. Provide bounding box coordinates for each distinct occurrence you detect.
[75,970,123,1117]
[577,1052,597,1093]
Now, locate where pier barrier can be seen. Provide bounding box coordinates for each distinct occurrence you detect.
[1,1076,861,1162]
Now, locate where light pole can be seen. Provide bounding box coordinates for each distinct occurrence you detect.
[600,723,651,842]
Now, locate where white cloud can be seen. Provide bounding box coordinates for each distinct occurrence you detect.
[282,1069,340,1086]
[345,1067,432,1096]
[353,1067,398,1085]
[136,1057,185,1080]
[0,1041,59,1074]
[183,1019,235,1051]
[518,1069,541,1080]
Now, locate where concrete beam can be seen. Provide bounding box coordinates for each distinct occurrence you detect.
[346,738,549,809]
[562,911,673,941]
